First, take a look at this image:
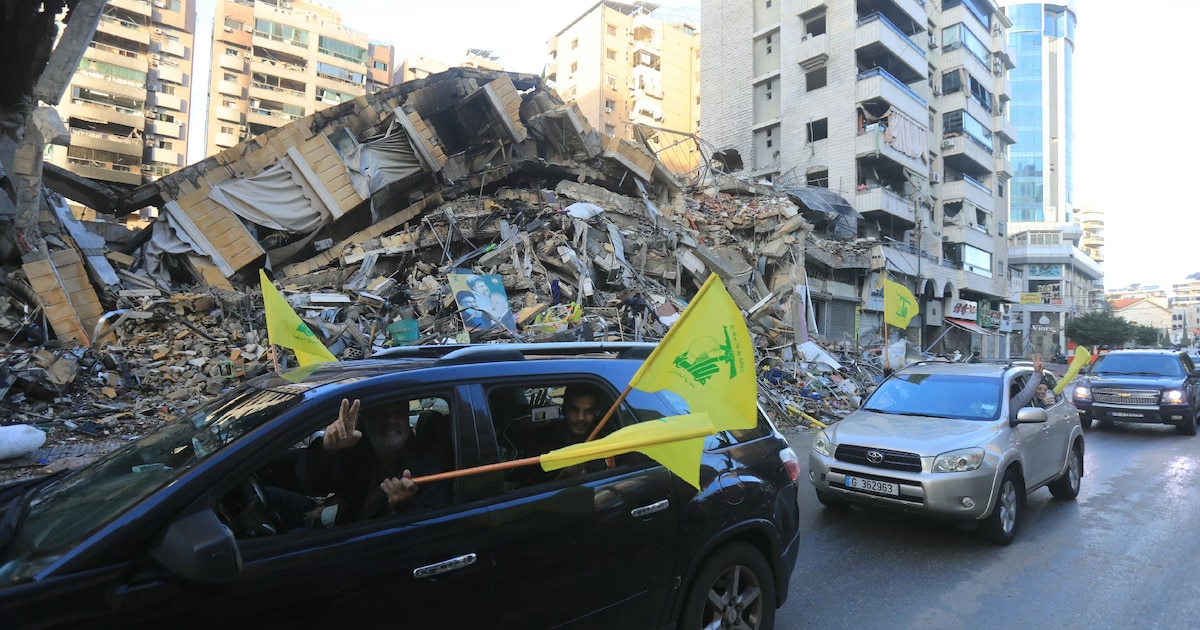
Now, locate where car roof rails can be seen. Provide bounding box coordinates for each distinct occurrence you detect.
[370,342,659,366]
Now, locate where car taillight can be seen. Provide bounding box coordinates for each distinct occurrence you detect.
[779,447,801,482]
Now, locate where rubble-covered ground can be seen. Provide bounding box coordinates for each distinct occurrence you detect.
[2,54,888,484]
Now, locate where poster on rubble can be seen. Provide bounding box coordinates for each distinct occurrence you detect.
[449,274,517,333]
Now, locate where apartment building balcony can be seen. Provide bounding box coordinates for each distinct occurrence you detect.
[69,129,143,158]
[218,80,244,99]
[1081,217,1104,231]
[856,125,926,174]
[96,14,151,46]
[855,67,926,127]
[875,0,928,30]
[219,53,247,72]
[150,147,182,167]
[631,66,664,100]
[939,4,991,49]
[992,30,1014,70]
[314,72,365,95]
[1081,233,1105,247]
[65,156,144,186]
[994,115,1018,144]
[855,13,926,83]
[147,118,181,139]
[247,107,300,128]
[940,134,993,173]
[993,150,1011,179]
[253,32,310,57]
[154,64,184,85]
[856,185,916,228]
[215,105,245,124]
[631,18,663,52]
[85,42,145,68]
[108,0,151,17]
[956,268,1004,299]
[1008,242,1104,280]
[938,49,991,87]
[214,132,241,149]
[939,174,994,211]
[149,91,183,112]
[62,100,144,130]
[996,74,1011,102]
[798,32,829,70]
[250,56,308,78]
[73,70,146,101]
[940,90,992,130]
[943,223,995,254]
[797,0,826,17]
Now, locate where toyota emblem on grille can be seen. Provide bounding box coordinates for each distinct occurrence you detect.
[866,450,885,464]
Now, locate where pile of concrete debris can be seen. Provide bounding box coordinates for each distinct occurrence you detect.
[1,64,879,479]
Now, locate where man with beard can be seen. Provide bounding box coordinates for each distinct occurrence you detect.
[294,398,452,527]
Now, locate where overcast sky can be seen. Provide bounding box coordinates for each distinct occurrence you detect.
[188,0,1187,291]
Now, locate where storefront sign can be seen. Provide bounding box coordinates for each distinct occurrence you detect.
[1020,292,1042,305]
[946,298,978,320]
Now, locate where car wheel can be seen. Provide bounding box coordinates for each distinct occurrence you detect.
[815,488,849,509]
[1048,442,1083,500]
[978,469,1022,546]
[679,542,776,630]
[1176,412,1198,436]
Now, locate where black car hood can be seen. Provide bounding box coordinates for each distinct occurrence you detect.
[1082,374,1185,388]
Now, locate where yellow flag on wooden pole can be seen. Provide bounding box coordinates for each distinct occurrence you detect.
[883,278,918,329]
[259,269,337,367]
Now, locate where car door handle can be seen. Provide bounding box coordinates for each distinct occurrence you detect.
[631,499,670,518]
[414,553,477,579]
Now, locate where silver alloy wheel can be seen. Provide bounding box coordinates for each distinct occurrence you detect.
[1066,449,1082,492]
[702,564,764,629]
[997,479,1018,534]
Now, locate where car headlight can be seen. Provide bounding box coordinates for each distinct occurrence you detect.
[1073,385,1091,401]
[1163,389,1185,404]
[812,430,835,458]
[933,447,985,473]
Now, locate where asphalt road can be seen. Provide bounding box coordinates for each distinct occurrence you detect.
[774,420,1200,630]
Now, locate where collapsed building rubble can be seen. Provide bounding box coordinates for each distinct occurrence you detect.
[2,28,899,478]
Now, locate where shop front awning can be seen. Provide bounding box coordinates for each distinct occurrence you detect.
[946,318,995,336]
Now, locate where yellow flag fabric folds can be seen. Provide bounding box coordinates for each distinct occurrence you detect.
[540,413,717,490]
[1053,346,1092,395]
[883,278,918,328]
[628,274,757,431]
[259,269,337,366]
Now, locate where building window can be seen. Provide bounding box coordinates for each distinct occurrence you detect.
[606,73,617,89]
[607,48,617,60]
[374,61,387,71]
[566,86,576,100]
[223,73,237,82]
[807,118,829,142]
[223,18,244,31]
[605,98,616,111]
[807,169,829,188]
[804,14,827,37]
[806,67,827,91]
[765,80,772,100]
[571,38,579,49]
[765,34,773,55]
[220,126,235,134]
[607,24,617,36]
[604,123,616,136]
[571,61,578,73]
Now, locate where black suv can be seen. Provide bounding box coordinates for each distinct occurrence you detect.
[0,343,800,629]
[1071,349,1200,434]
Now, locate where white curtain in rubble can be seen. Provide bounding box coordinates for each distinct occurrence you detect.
[883,107,926,160]
[339,125,426,199]
[206,156,331,234]
[144,213,205,283]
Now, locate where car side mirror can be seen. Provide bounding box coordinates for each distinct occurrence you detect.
[151,510,243,584]
[1014,407,1048,424]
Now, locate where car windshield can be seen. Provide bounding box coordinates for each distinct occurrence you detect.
[0,384,305,584]
[1090,354,1183,378]
[864,372,1002,421]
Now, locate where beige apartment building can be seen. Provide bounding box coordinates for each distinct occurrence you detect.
[46,0,196,196]
[392,50,503,85]
[699,0,1020,356]
[205,0,393,157]
[547,1,700,175]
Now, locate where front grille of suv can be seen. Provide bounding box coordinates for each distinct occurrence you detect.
[835,445,922,472]
[1093,388,1159,405]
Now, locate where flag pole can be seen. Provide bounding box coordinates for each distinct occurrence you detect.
[882,273,892,372]
[585,383,633,442]
[411,455,542,485]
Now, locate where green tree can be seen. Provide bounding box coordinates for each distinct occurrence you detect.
[1132,324,1161,347]
[1064,312,1134,348]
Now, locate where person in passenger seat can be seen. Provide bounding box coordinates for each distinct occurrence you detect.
[1009,354,1046,420]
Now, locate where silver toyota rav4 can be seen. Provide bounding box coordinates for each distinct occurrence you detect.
[808,361,1084,545]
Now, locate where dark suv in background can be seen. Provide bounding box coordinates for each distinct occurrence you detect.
[0,343,801,629]
[1071,349,1200,434]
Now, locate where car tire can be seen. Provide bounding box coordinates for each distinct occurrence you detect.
[1176,412,1198,436]
[815,488,849,509]
[978,468,1022,546]
[1048,442,1083,500]
[679,542,776,630]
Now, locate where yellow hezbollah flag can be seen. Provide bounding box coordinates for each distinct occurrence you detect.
[883,278,918,328]
[1053,346,1092,395]
[259,269,337,366]
[628,274,756,431]
[541,413,717,490]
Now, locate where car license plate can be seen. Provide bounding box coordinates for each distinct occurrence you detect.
[1111,411,1143,418]
[845,475,899,496]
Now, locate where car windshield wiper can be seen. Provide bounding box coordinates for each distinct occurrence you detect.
[0,471,66,552]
